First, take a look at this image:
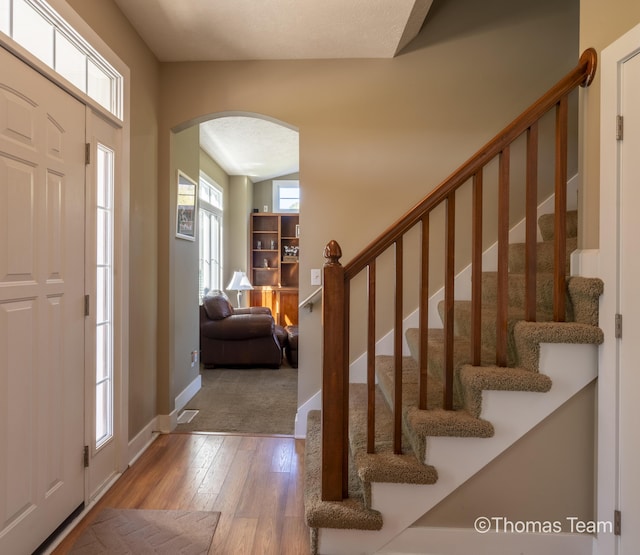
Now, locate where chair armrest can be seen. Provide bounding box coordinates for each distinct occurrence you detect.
[201,314,275,340]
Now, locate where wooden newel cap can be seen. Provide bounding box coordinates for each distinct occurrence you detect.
[580,47,597,88]
[324,240,342,266]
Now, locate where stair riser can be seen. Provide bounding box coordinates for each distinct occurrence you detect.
[481,272,557,310]
[509,236,577,273]
[537,210,578,242]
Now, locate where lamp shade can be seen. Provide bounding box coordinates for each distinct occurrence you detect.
[227,271,253,291]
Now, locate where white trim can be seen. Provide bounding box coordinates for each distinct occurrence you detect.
[175,373,202,414]
[127,418,161,467]
[378,526,594,555]
[155,373,202,433]
[294,391,322,438]
[155,410,178,434]
[596,21,640,555]
[570,249,600,278]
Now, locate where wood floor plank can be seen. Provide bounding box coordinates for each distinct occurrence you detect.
[217,516,258,555]
[197,434,243,495]
[51,433,310,555]
[285,439,306,517]
[271,437,294,472]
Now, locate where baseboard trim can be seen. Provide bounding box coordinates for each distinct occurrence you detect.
[378,526,594,555]
[175,373,202,414]
[155,373,203,433]
[127,417,161,467]
[295,390,321,439]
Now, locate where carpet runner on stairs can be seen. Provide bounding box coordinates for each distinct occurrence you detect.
[304,209,604,552]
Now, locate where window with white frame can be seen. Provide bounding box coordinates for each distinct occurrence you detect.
[0,0,123,118]
[273,179,300,213]
[95,143,114,449]
[199,172,223,302]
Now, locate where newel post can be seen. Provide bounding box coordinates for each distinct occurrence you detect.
[321,240,347,501]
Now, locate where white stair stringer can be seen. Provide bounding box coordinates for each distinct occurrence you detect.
[316,342,598,555]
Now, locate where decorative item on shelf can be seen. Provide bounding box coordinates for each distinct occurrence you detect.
[283,245,299,262]
[256,240,262,249]
[271,240,277,250]
[226,270,253,306]
[295,224,300,238]
[263,258,269,268]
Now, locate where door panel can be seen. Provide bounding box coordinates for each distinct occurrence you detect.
[85,111,120,501]
[0,46,85,554]
[619,50,640,555]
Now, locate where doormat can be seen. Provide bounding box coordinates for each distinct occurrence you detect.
[177,409,199,424]
[69,508,220,554]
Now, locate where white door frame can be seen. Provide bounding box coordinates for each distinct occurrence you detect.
[0,0,131,492]
[596,21,640,555]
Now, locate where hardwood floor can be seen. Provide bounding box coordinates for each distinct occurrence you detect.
[52,433,311,554]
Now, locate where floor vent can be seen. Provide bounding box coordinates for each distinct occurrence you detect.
[177,409,199,424]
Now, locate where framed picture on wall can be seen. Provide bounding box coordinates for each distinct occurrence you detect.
[176,170,197,241]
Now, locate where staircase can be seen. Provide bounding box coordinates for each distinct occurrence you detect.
[303,49,603,555]
[305,210,603,554]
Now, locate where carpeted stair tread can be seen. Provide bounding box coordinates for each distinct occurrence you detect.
[349,384,438,486]
[459,365,553,418]
[374,355,494,463]
[304,411,383,531]
[509,236,577,273]
[537,210,578,242]
[567,276,604,326]
[514,321,605,372]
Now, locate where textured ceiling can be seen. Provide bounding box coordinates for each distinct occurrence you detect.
[114,0,433,62]
[116,0,433,181]
[200,117,299,182]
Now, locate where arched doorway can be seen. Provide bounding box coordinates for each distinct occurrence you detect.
[171,113,300,435]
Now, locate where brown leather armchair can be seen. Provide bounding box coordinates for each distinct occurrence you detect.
[200,291,285,368]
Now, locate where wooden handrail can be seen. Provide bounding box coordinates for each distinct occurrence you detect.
[343,48,596,280]
[321,49,597,501]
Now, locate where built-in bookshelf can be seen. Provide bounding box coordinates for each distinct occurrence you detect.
[249,213,299,325]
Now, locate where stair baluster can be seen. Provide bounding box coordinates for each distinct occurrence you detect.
[419,214,429,409]
[367,261,376,454]
[554,96,569,321]
[471,171,483,366]
[525,122,539,322]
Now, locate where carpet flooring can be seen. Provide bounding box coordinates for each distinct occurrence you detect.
[175,363,298,435]
[69,508,220,554]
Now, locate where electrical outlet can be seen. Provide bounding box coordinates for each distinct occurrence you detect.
[191,350,198,367]
[311,268,322,286]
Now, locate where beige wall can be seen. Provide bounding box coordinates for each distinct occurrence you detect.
[159,0,579,403]
[170,127,201,403]
[65,0,595,467]
[65,0,160,439]
[579,0,640,249]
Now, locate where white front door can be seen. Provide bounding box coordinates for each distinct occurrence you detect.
[619,50,640,555]
[0,47,85,554]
